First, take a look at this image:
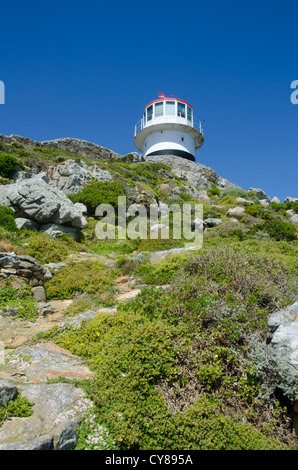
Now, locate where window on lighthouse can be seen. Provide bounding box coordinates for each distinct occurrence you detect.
[177,102,186,118]
[187,106,192,122]
[147,105,153,121]
[165,101,175,115]
[155,102,164,117]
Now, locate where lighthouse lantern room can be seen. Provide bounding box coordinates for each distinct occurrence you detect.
[134,94,204,162]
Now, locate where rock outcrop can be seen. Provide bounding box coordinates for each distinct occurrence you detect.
[146,154,238,191]
[48,159,114,194]
[0,134,120,161]
[0,342,95,450]
[267,301,298,377]
[0,172,87,237]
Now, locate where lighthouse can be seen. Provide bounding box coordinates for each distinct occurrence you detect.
[134,94,204,162]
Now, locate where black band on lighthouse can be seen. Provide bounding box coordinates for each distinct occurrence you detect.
[146,149,195,162]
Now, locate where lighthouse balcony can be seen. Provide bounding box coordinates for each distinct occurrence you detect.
[134,114,203,137]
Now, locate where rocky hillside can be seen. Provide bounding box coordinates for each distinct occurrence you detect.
[0,134,297,450]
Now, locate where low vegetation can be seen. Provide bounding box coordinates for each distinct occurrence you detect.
[0,393,33,426]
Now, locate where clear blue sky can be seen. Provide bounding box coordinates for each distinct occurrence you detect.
[0,0,297,201]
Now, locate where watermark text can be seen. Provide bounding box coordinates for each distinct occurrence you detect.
[94,197,203,250]
[0,81,5,104]
[290,80,298,104]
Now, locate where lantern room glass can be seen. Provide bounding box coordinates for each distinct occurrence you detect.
[177,102,185,118]
[155,102,164,117]
[165,101,175,115]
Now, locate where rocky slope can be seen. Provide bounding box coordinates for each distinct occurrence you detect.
[0,134,297,450]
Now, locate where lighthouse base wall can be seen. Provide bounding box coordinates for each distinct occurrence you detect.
[146,149,195,162]
[143,129,196,161]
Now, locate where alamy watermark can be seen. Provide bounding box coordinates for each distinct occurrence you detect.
[0,341,4,365]
[290,80,298,104]
[0,81,5,104]
[94,197,203,250]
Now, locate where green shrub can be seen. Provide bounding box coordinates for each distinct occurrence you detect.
[0,205,18,232]
[56,306,291,450]
[207,183,220,197]
[263,219,297,241]
[245,204,264,218]
[68,181,124,215]
[0,285,38,320]
[271,201,298,213]
[24,234,72,264]
[219,188,260,204]
[45,259,119,300]
[0,153,19,178]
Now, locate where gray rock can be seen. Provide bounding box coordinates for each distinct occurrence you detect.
[267,301,298,377]
[0,173,87,228]
[259,199,270,207]
[146,154,238,191]
[226,206,245,217]
[37,302,54,316]
[43,262,67,272]
[0,252,49,284]
[0,380,18,406]
[74,202,87,215]
[271,196,280,204]
[284,197,298,203]
[15,218,40,231]
[192,217,204,231]
[49,159,113,194]
[249,187,271,203]
[204,217,223,228]
[289,214,298,225]
[65,310,97,325]
[42,266,52,281]
[32,286,46,302]
[0,383,93,450]
[40,223,79,240]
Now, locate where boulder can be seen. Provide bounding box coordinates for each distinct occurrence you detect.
[32,286,47,303]
[203,217,223,228]
[15,218,40,231]
[226,206,245,217]
[271,196,280,204]
[259,199,270,207]
[0,383,93,450]
[0,380,18,406]
[267,301,298,377]
[249,187,271,203]
[0,173,87,229]
[40,223,79,240]
[192,217,204,231]
[289,214,298,225]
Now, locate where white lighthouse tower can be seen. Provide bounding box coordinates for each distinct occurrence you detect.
[134,93,204,162]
